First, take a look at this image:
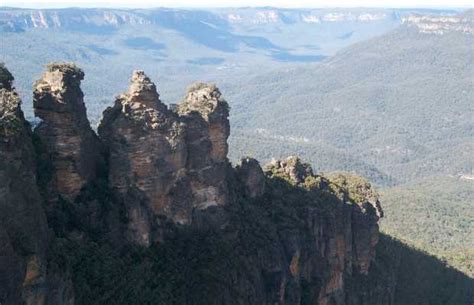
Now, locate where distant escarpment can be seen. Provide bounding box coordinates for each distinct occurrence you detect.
[0,63,471,305]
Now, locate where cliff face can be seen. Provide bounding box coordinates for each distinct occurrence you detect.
[0,64,73,305]
[99,71,188,245]
[98,73,230,245]
[178,83,230,211]
[257,157,386,305]
[0,63,395,305]
[33,63,103,201]
[403,11,474,35]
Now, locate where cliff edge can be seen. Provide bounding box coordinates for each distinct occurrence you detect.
[0,63,433,305]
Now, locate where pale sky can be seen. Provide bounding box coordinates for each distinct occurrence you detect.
[2,0,473,9]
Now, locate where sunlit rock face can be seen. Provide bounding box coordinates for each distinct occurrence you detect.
[99,75,233,246]
[1,63,392,305]
[33,63,102,201]
[178,82,230,210]
[99,70,189,245]
[0,64,69,305]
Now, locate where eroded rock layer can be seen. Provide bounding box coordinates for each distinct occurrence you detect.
[0,63,411,305]
[99,70,189,245]
[178,83,230,210]
[33,63,102,201]
[0,64,73,305]
[263,157,385,304]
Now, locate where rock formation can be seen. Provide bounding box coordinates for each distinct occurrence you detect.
[0,63,412,305]
[33,63,102,201]
[99,70,188,245]
[99,74,231,245]
[178,82,230,210]
[326,173,383,275]
[265,155,315,184]
[0,64,73,305]
[235,157,265,198]
[263,158,385,304]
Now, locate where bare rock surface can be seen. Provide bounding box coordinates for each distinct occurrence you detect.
[0,63,397,305]
[99,70,189,245]
[33,63,102,201]
[0,64,61,305]
[235,157,265,198]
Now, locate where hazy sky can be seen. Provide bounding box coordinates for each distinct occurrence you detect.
[2,0,473,8]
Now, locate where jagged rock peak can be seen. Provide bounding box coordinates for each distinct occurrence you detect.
[35,62,84,97]
[0,63,14,90]
[46,62,84,79]
[235,157,265,198]
[103,70,171,130]
[33,62,87,115]
[123,70,163,109]
[33,62,102,201]
[265,156,314,184]
[0,65,52,304]
[178,82,229,119]
[179,82,230,163]
[98,70,189,245]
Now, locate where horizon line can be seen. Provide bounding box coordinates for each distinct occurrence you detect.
[0,5,471,9]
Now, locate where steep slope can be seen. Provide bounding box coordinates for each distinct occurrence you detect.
[0,64,73,305]
[227,13,473,184]
[225,14,474,275]
[33,63,103,201]
[380,176,474,276]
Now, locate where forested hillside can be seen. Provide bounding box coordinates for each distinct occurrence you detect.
[227,25,473,184]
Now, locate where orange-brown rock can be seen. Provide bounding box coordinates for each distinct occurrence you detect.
[326,172,383,275]
[1,63,395,305]
[99,70,189,245]
[178,82,230,209]
[264,158,384,304]
[0,64,50,305]
[33,63,102,201]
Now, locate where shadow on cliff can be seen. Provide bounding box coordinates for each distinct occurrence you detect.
[43,171,474,305]
[368,233,474,305]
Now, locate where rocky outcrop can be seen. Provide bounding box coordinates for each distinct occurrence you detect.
[99,75,231,245]
[0,63,397,305]
[235,157,265,198]
[0,64,50,305]
[265,156,314,184]
[99,70,188,245]
[178,82,230,210]
[326,172,383,275]
[263,159,385,304]
[33,63,102,201]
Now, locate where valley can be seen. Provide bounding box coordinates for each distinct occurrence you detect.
[0,6,472,304]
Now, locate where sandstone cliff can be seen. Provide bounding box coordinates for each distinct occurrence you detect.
[177,82,230,210]
[1,63,448,305]
[0,64,73,305]
[260,156,385,304]
[98,73,232,245]
[33,63,103,201]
